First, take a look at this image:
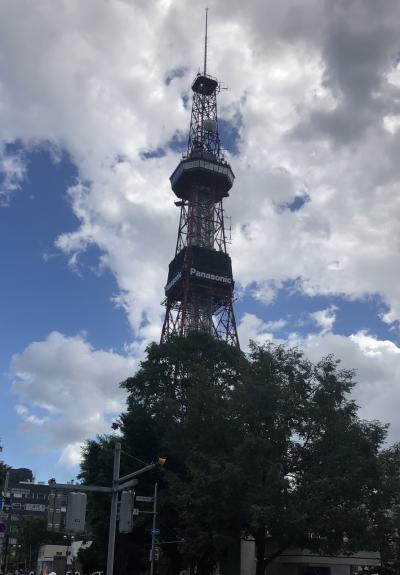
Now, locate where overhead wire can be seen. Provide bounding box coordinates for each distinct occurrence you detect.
[120,449,150,467]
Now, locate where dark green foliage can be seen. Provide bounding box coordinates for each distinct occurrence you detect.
[0,440,10,491]
[12,516,54,572]
[0,462,9,492]
[79,334,398,575]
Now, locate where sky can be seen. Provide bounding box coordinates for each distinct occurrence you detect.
[1,0,400,483]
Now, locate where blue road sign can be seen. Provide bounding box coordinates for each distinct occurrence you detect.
[151,528,160,535]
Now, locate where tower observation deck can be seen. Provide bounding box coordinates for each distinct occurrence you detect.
[160,11,239,347]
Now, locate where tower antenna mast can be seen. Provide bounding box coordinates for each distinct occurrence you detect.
[204,8,208,76]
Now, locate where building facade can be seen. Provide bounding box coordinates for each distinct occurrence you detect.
[0,468,68,574]
[240,541,381,575]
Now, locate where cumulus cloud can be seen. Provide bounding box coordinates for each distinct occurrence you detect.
[0,0,399,337]
[2,1,400,463]
[10,331,135,468]
[309,305,337,332]
[0,144,26,205]
[58,443,84,468]
[238,313,288,350]
[238,313,275,349]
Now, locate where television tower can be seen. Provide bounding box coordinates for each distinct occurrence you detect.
[161,10,239,347]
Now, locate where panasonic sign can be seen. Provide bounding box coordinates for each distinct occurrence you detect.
[190,267,232,284]
[165,272,182,292]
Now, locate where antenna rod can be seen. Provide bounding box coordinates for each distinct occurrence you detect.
[204,7,208,76]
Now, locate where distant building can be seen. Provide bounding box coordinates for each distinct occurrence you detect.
[47,491,68,533]
[239,541,381,575]
[0,468,69,574]
[37,544,67,575]
[2,468,68,542]
[36,540,91,575]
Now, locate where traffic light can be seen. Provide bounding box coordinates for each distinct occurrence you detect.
[119,490,135,533]
[65,492,87,533]
[157,457,166,466]
[149,547,160,562]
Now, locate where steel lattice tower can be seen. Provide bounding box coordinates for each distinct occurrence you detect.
[161,11,239,347]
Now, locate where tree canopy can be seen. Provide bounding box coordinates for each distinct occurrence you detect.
[0,440,10,491]
[79,333,399,575]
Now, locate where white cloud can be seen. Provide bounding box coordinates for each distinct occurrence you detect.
[0,144,26,205]
[2,1,400,463]
[349,330,400,357]
[11,331,135,468]
[58,443,83,468]
[238,313,276,350]
[16,404,28,417]
[265,318,287,332]
[309,305,337,332]
[0,0,399,339]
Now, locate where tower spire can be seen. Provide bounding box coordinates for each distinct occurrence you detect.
[204,7,208,76]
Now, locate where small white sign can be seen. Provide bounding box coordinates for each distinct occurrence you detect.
[25,503,46,512]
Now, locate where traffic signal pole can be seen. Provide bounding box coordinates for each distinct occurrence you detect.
[51,442,163,575]
[106,442,121,575]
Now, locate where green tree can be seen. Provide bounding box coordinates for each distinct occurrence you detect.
[80,334,396,575]
[367,443,400,573]
[0,440,10,492]
[119,333,245,574]
[233,343,388,574]
[16,516,49,572]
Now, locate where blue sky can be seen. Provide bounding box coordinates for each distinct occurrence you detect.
[1,0,400,483]
[0,149,130,479]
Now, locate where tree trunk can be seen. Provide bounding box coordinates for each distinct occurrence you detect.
[196,559,214,575]
[255,530,267,575]
[254,531,289,575]
[166,546,182,575]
